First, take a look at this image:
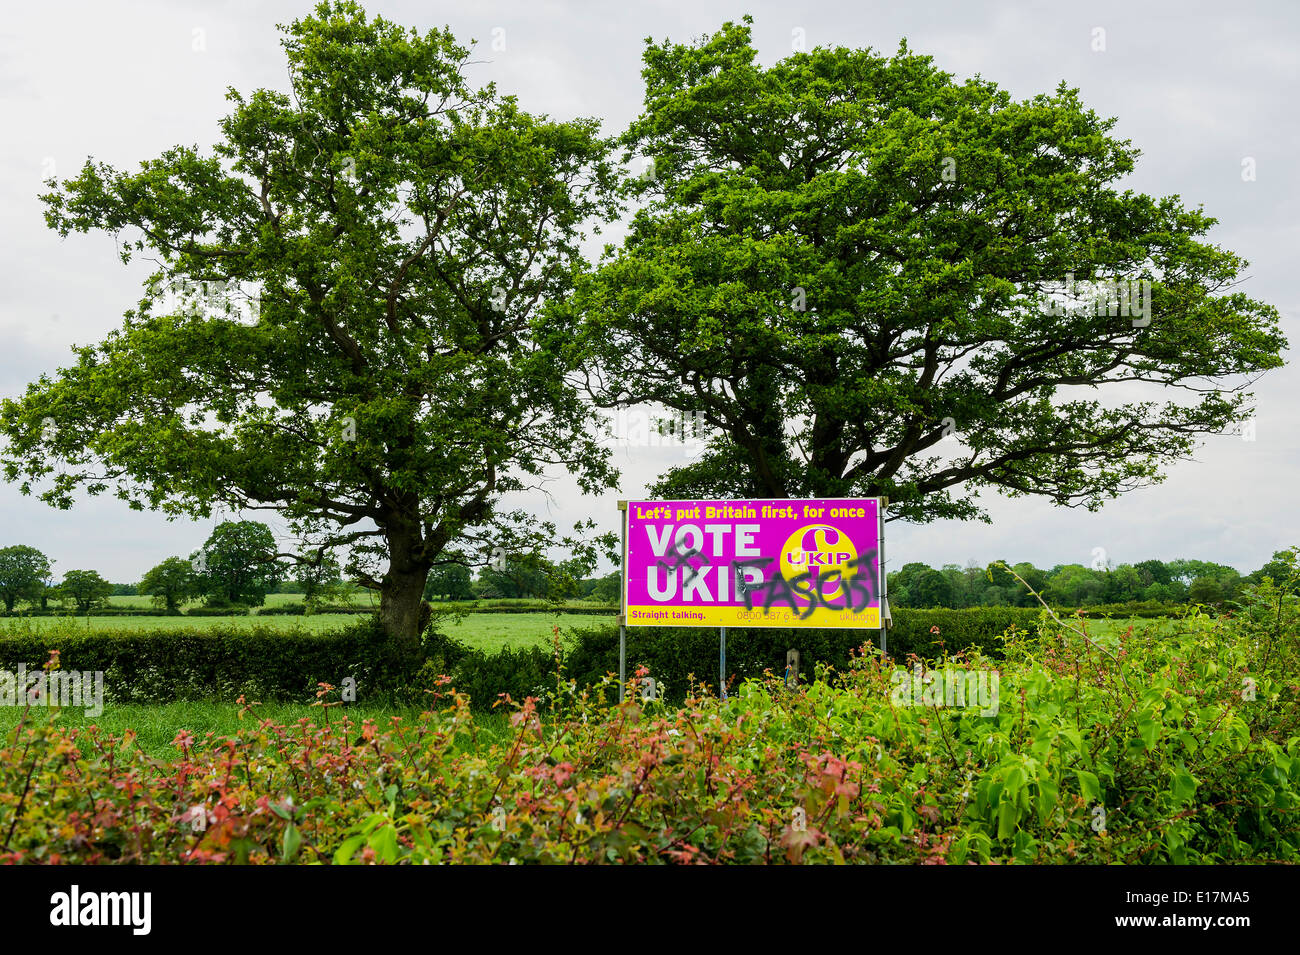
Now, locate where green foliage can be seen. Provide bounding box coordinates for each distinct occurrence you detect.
[588,572,620,604]
[0,546,52,613]
[186,605,251,617]
[0,607,183,618]
[56,570,114,614]
[1250,549,1300,594]
[410,626,564,711]
[1073,600,1186,619]
[551,17,1284,518]
[2,606,1296,864]
[255,603,308,616]
[0,0,620,653]
[476,553,588,601]
[0,617,412,704]
[294,549,344,608]
[361,607,1043,711]
[424,563,474,601]
[883,556,1252,610]
[138,556,200,611]
[1188,576,1225,607]
[194,521,280,607]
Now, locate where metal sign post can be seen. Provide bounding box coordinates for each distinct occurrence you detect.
[619,620,626,703]
[719,626,727,701]
[618,501,628,703]
[879,497,889,655]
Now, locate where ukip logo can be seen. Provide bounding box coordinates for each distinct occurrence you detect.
[779,525,858,605]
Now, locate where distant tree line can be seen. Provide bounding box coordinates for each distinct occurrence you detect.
[0,520,354,613]
[888,554,1299,609]
[423,556,619,604]
[423,551,1297,610]
[4,528,1291,615]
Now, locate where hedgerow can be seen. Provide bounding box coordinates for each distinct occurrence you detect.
[0,608,1041,707]
[0,618,415,704]
[1,605,1296,864]
[416,606,1045,709]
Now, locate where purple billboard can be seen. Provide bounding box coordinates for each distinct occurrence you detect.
[623,498,883,628]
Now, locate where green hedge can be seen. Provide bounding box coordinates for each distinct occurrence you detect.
[0,619,416,704]
[419,606,1045,709]
[429,602,617,616]
[254,604,371,616]
[561,607,1043,700]
[0,608,184,618]
[0,602,608,618]
[0,607,1046,709]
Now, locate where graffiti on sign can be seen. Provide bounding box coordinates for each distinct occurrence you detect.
[624,499,883,629]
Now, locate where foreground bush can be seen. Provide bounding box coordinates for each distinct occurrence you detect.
[1,610,1295,864]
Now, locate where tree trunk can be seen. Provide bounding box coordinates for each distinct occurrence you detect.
[378,522,433,660]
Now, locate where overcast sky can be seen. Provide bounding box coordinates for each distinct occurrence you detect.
[1,0,1297,582]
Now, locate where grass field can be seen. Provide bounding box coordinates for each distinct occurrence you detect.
[100,593,613,611]
[0,700,515,760]
[0,607,618,652]
[1,601,1176,648]
[102,592,376,610]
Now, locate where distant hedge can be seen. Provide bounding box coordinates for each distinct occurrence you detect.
[0,608,184,618]
[429,601,617,615]
[254,604,367,616]
[0,605,373,619]
[0,619,415,704]
[0,600,1181,621]
[1066,600,1188,619]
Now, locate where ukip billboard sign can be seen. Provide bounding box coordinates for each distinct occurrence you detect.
[622,498,884,629]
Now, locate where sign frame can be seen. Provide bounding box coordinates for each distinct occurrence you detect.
[616,497,890,700]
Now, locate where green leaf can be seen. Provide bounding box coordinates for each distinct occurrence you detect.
[370,824,400,863]
[1170,764,1198,804]
[1137,718,1159,750]
[1003,764,1027,797]
[1075,769,1102,802]
[997,799,1019,840]
[280,822,302,863]
[333,834,366,865]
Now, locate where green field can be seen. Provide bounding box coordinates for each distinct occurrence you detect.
[0,700,514,760]
[102,592,375,610]
[1,601,1175,651]
[0,607,617,652]
[430,610,614,651]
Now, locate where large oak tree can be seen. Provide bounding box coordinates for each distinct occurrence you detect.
[0,2,617,654]
[551,19,1285,524]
